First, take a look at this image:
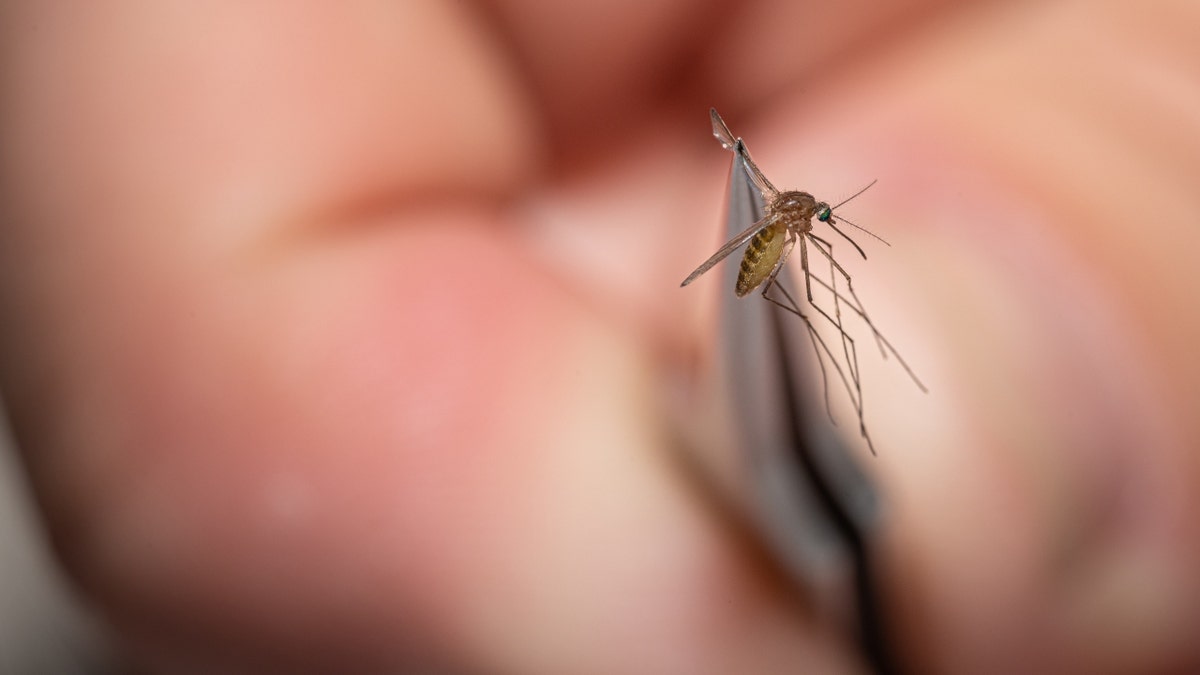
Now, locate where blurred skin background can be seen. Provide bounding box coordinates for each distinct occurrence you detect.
[1,0,1199,673]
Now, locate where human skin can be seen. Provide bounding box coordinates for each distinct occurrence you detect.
[1,1,1199,673]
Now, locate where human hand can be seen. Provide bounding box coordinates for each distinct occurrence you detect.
[1,2,1197,673]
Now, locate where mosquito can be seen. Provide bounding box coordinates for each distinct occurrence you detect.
[681,108,926,454]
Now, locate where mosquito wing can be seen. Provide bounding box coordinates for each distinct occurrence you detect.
[681,214,774,287]
[710,108,778,199]
[710,107,739,150]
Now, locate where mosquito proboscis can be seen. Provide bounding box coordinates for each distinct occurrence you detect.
[682,108,926,454]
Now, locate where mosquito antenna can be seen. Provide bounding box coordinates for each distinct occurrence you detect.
[831,214,890,247]
[831,179,877,210]
[825,179,890,255]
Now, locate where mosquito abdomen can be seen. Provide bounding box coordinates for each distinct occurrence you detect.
[736,220,787,296]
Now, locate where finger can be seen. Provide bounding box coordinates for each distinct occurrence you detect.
[0,3,857,673]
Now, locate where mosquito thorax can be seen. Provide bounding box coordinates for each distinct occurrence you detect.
[770,191,820,232]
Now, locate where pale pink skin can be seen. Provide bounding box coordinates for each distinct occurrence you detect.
[2,2,1199,673]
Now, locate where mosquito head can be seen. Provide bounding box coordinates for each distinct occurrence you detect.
[816,203,832,222]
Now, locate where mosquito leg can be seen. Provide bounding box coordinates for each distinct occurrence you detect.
[761,234,843,427]
[801,236,877,448]
[799,236,813,303]
[824,254,871,450]
[761,278,837,427]
[763,236,877,453]
[818,237,860,390]
[765,279,876,444]
[799,261,861,390]
[783,280,871,448]
[808,234,887,358]
[800,234,863,389]
[803,296,862,388]
[805,273,927,392]
[776,287,873,453]
[808,234,858,291]
[806,236,929,393]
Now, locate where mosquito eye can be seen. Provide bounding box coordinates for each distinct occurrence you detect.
[818,207,831,222]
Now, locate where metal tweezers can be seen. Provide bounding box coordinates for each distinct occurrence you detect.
[711,123,899,674]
